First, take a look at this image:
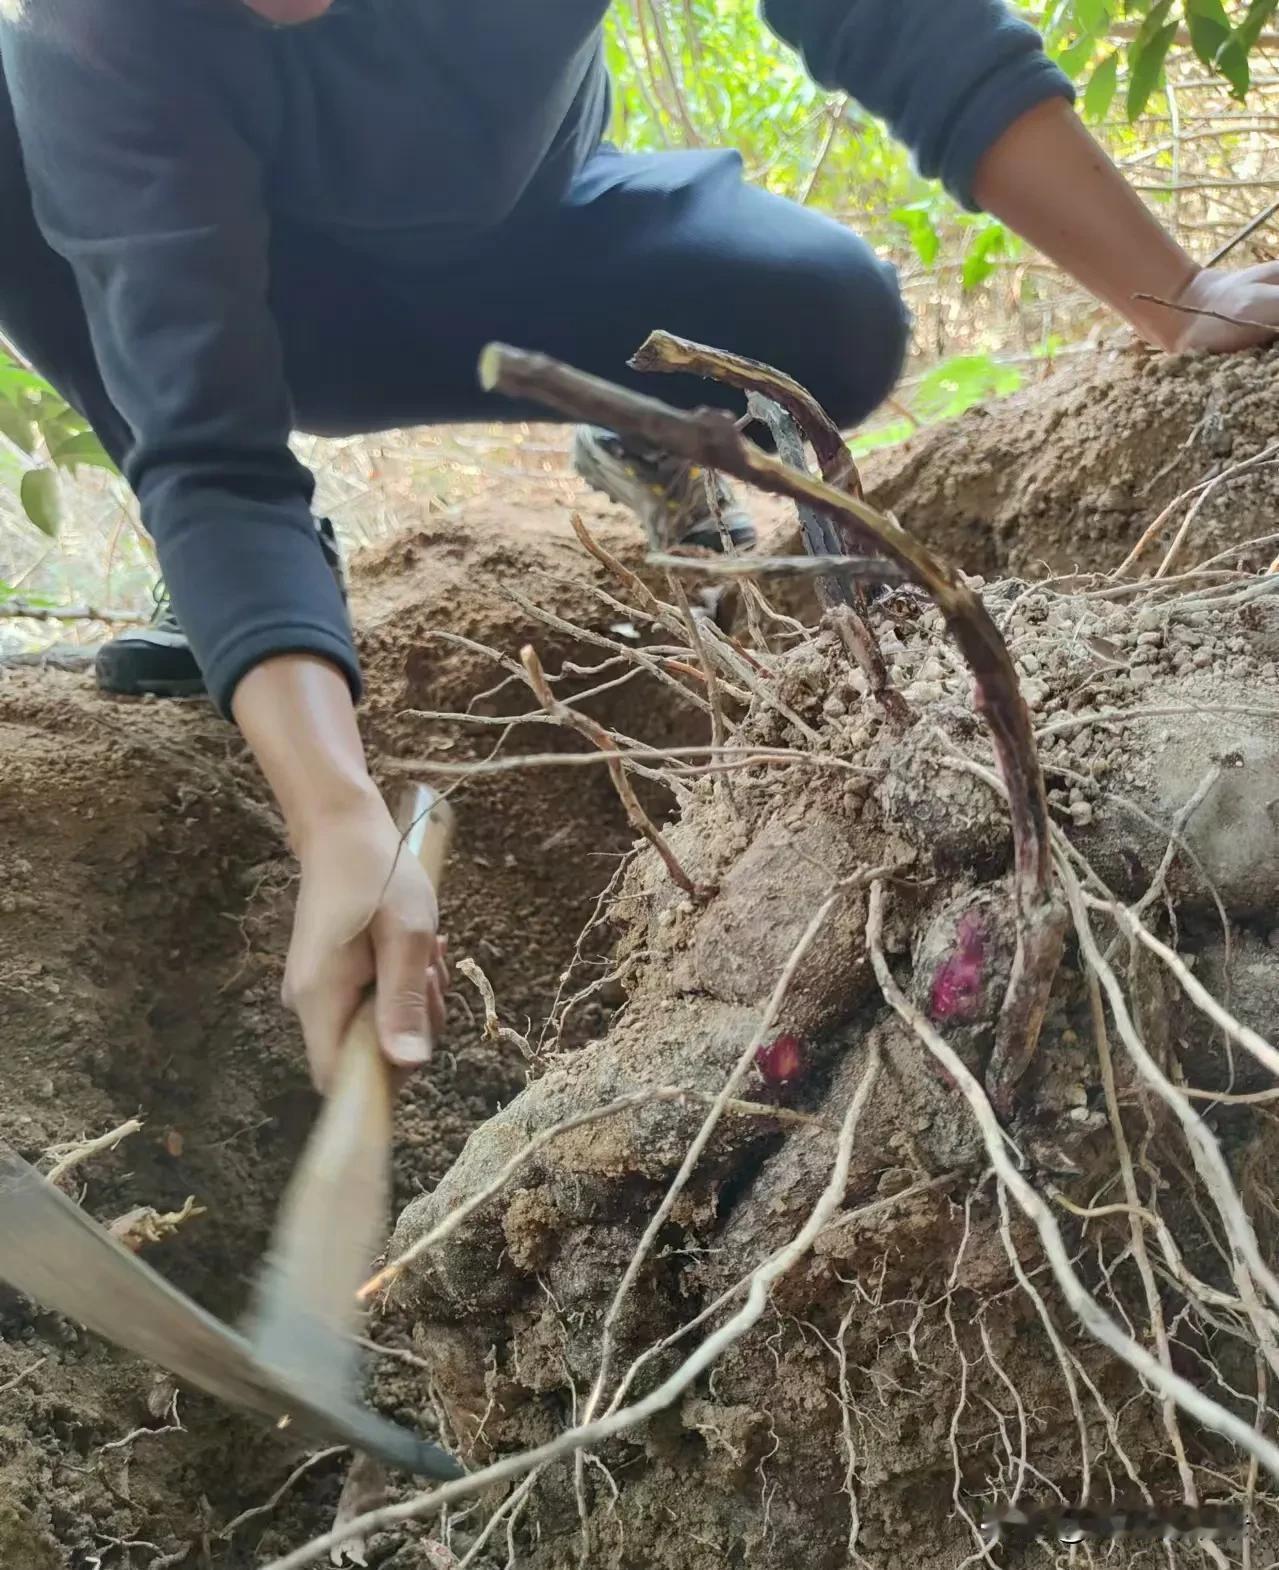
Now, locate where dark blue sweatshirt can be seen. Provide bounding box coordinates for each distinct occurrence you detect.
[0,0,1069,713]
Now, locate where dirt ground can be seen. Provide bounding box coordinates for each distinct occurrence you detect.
[864,336,1279,579]
[0,497,688,1567]
[0,340,1276,1568]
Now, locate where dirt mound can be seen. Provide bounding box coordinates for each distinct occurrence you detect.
[384,552,1279,1557]
[4,340,1279,1569]
[863,339,1279,579]
[0,506,679,1566]
[386,555,1279,1568]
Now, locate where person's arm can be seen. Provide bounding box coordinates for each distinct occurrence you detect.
[0,1,356,715]
[972,97,1279,353]
[233,656,448,1091]
[1,1,445,1084]
[762,0,1278,353]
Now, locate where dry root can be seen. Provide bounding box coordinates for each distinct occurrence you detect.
[273,343,1279,1570]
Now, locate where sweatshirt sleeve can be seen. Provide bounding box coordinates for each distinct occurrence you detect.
[760,0,1074,209]
[0,3,359,715]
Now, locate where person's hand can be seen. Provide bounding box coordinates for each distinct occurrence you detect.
[971,100,1279,358]
[1165,263,1279,355]
[282,793,449,1092]
[231,656,450,1093]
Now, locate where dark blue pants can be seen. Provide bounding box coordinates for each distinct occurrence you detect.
[3,138,910,467]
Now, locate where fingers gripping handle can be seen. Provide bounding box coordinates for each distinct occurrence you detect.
[319,782,453,1154]
[248,785,454,1407]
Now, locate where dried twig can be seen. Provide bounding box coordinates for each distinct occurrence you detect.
[505,584,712,719]
[383,742,870,781]
[0,600,147,624]
[630,329,863,497]
[519,644,709,899]
[1133,290,1279,336]
[568,510,672,627]
[1205,197,1279,267]
[665,568,739,817]
[745,393,907,724]
[648,551,907,585]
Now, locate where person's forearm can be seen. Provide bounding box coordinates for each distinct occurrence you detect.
[231,654,381,850]
[971,98,1199,351]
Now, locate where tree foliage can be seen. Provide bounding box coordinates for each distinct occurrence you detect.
[605,0,1277,215]
[0,347,115,538]
[1047,0,1279,119]
[602,0,1276,424]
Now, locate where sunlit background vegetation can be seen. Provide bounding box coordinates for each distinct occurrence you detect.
[2,0,1276,642]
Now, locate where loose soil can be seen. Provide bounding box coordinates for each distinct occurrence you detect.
[0,340,1276,1568]
[863,337,1279,579]
[0,501,687,1567]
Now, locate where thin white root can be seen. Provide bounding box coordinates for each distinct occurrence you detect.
[866,879,1279,1483]
[362,1082,833,1299]
[218,1447,346,1540]
[456,958,532,1057]
[1094,890,1279,1082]
[1064,866,1279,1332]
[259,1047,882,1570]
[576,890,840,1439]
[44,1118,143,1185]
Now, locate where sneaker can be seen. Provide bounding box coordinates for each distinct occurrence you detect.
[571,425,756,552]
[95,518,347,699]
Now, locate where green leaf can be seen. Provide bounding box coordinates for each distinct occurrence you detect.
[1184,0,1233,68]
[1215,37,1252,97]
[961,224,1010,292]
[1127,18,1179,119]
[1182,0,1251,93]
[915,354,1024,422]
[1075,0,1112,35]
[890,204,941,267]
[849,418,915,459]
[0,398,35,454]
[1056,33,1100,76]
[1083,52,1121,120]
[1239,0,1279,50]
[0,355,44,403]
[20,467,61,537]
[51,429,116,474]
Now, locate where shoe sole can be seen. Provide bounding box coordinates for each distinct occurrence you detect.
[96,675,208,699]
[94,649,207,700]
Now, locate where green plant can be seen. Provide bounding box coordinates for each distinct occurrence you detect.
[604,0,1279,355]
[1046,0,1279,121]
[914,353,1025,421]
[0,347,115,536]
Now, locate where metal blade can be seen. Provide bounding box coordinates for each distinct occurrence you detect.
[0,1145,462,1477]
